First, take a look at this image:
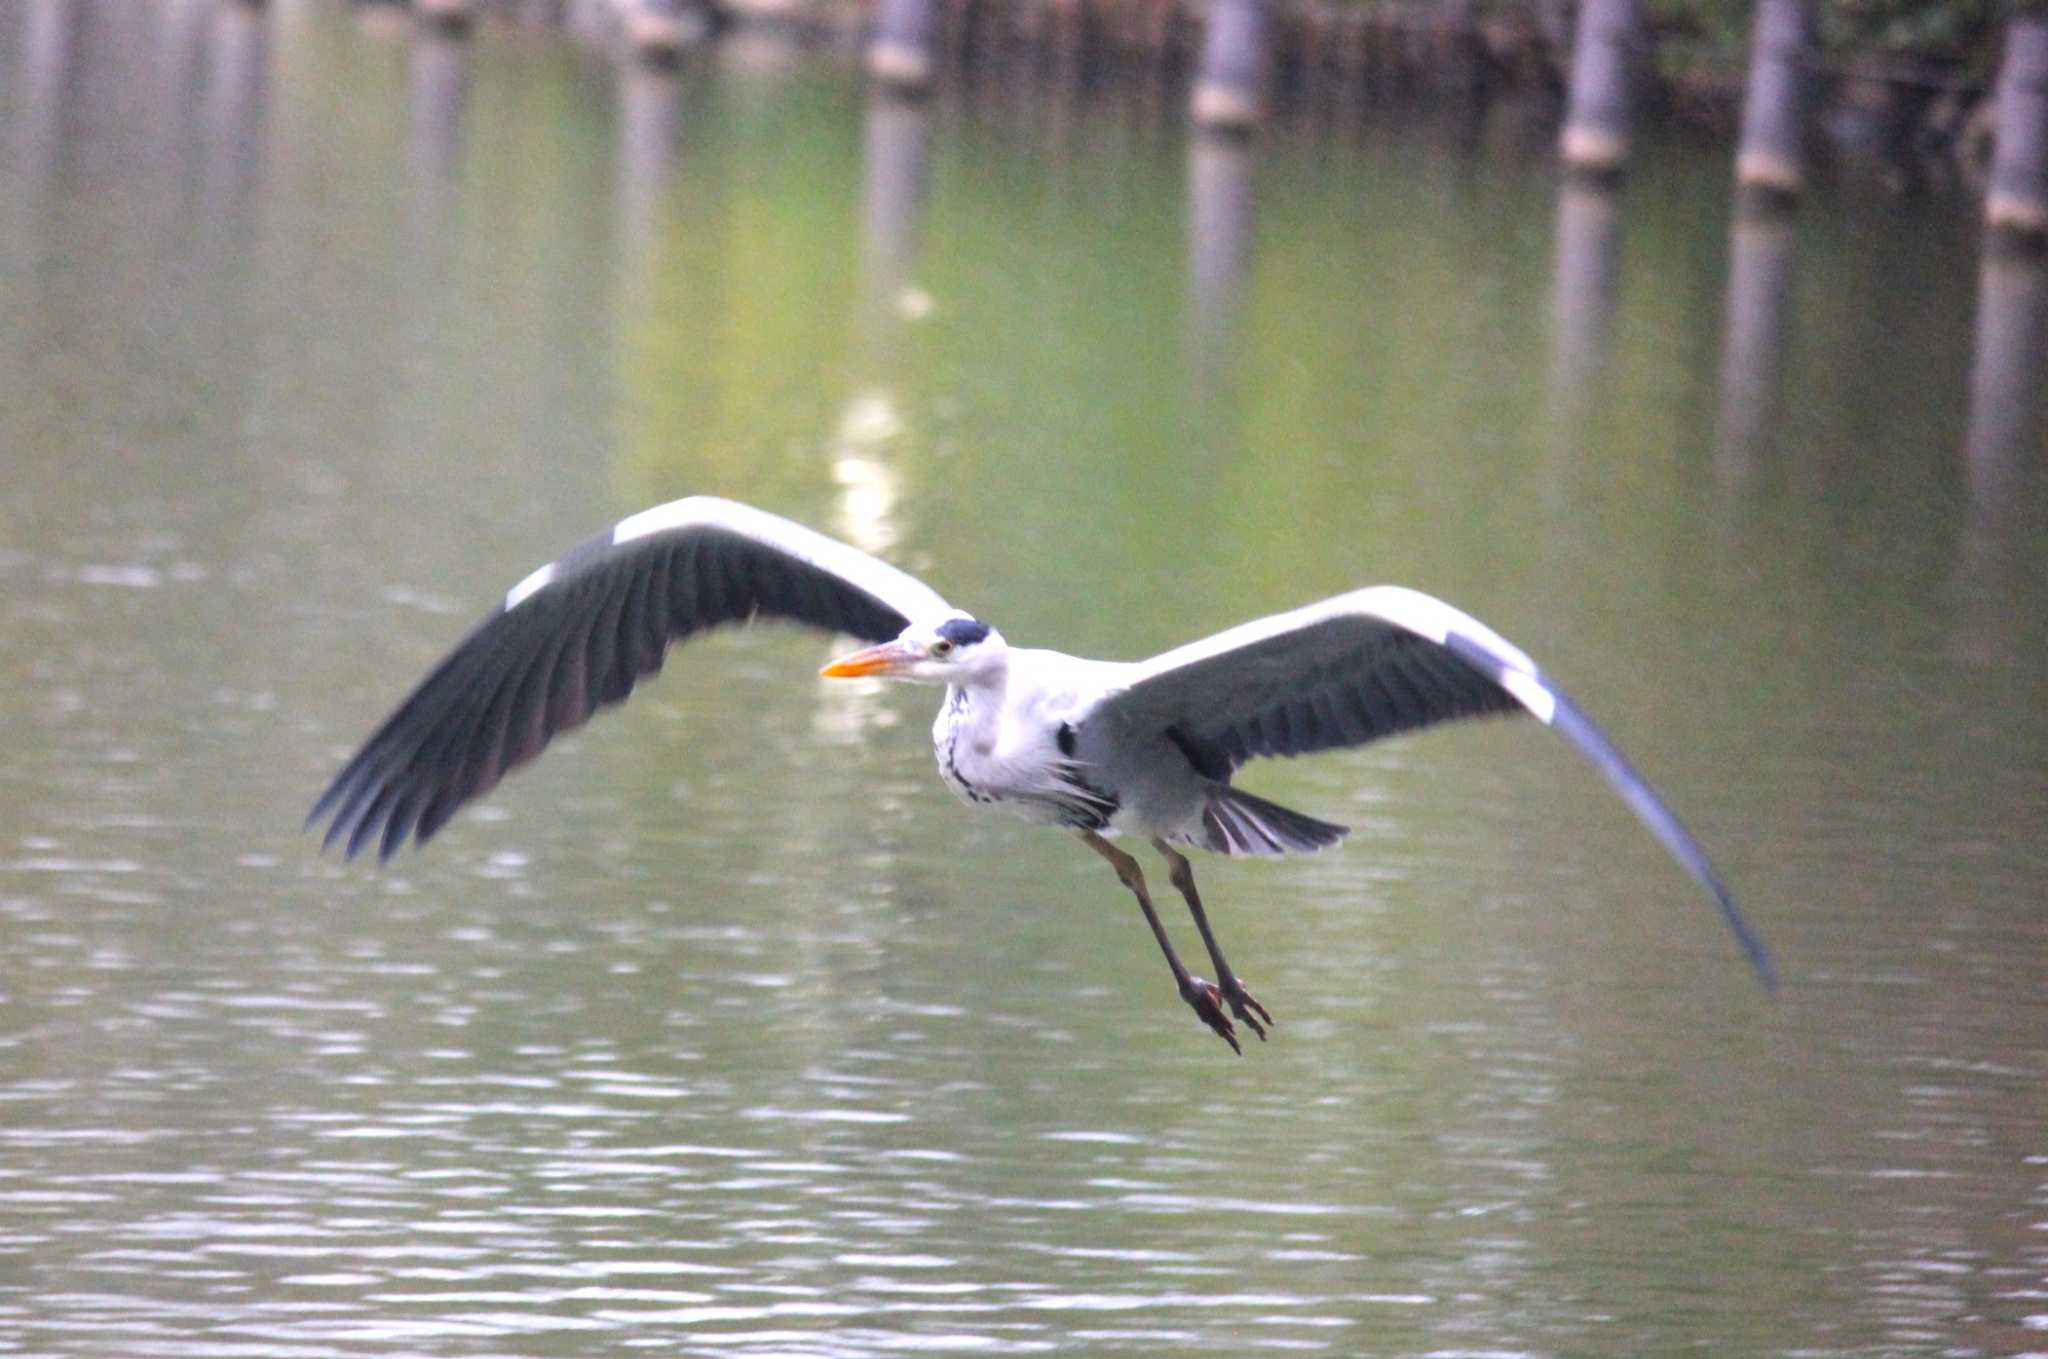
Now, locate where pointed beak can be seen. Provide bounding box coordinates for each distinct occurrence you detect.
[820,640,920,679]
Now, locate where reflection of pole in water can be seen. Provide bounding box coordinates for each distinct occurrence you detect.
[822,97,934,743]
[408,27,472,198]
[1714,206,1797,491]
[860,91,932,337]
[1548,179,1621,421]
[1952,243,2047,665]
[1186,130,1255,397]
[160,0,214,115]
[17,0,79,189]
[204,0,269,199]
[617,63,683,263]
[1962,245,2047,552]
[816,389,910,747]
[815,81,933,750]
[839,93,931,556]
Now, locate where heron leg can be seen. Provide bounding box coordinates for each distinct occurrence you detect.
[1078,830,1240,1054]
[1152,839,1272,1041]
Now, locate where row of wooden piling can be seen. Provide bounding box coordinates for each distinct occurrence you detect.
[1553,0,2047,238]
[375,0,2048,238]
[850,0,2037,236]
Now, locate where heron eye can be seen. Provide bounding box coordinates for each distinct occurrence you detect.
[931,639,954,658]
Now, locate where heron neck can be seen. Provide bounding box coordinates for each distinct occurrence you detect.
[943,656,1009,714]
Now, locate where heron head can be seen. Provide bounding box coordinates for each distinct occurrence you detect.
[820,613,1006,684]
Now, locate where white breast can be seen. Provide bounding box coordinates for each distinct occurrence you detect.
[932,687,1003,809]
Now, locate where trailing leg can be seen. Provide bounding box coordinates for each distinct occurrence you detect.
[1153,838,1273,1040]
[1077,830,1240,1053]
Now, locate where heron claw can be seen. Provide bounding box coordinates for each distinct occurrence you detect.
[1223,978,1272,1042]
[1180,976,1241,1055]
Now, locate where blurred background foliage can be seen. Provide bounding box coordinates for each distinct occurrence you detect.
[1641,0,2010,74]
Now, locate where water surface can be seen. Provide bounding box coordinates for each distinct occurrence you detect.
[2,3,2045,1356]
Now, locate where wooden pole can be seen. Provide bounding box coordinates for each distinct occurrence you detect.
[868,0,938,92]
[1734,0,1811,201]
[1559,0,1638,178]
[622,0,698,66]
[414,0,473,35]
[1191,0,1268,132]
[1986,16,2048,238]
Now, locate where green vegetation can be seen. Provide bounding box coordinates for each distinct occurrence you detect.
[1642,1,2011,78]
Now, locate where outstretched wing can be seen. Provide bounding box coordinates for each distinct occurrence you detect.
[309,497,953,862]
[1080,587,1775,988]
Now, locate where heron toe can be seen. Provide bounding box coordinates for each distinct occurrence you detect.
[1179,976,1241,1054]
[1222,978,1272,1041]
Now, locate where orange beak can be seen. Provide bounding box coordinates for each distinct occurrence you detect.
[819,640,920,678]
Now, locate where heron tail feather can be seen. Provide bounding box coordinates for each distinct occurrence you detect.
[1202,787,1348,857]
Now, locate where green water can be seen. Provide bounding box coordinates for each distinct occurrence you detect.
[2,3,2044,1355]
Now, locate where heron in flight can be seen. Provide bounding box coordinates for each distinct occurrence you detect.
[310,496,1774,1052]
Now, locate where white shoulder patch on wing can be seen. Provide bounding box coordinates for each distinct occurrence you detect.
[1495,669,1558,725]
[505,562,557,610]
[1349,587,1540,672]
[1126,584,1558,723]
[609,495,955,625]
[612,497,712,545]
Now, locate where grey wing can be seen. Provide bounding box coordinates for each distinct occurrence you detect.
[309,496,953,862]
[1081,587,1775,989]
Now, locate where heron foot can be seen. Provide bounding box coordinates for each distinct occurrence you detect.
[1222,978,1272,1042]
[1180,976,1241,1054]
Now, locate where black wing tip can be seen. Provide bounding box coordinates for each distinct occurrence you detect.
[1535,689,1779,993]
[1713,884,1779,994]
[305,791,415,864]
[1679,852,1777,992]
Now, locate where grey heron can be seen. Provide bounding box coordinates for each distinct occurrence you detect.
[310,496,1775,1052]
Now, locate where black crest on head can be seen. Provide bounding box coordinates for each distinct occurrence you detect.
[936,617,991,647]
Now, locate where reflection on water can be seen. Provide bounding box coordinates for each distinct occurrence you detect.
[408,27,471,204]
[860,92,929,328]
[1715,206,1796,488]
[1186,130,1254,400]
[2,4,2046,1357]
[1953,244,2048,668]
[617,63,683,261]
[1547,179,1620,429]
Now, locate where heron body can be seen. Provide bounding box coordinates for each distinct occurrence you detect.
[311,495,1775,1052]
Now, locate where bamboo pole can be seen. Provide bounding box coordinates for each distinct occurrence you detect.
[1191,0,1268,131]
[1734,0,1811,200]
[622,0,695,65]
[1559,0,1638,177]
[1986,16,2048,237]
[414,0,474,34]
[868,0,938,91]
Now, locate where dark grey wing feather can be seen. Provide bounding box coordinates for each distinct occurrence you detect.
[309,497,952,860]
[1089,587,1775,989]
[1173,629,1519,774]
